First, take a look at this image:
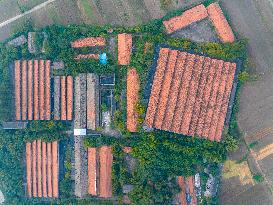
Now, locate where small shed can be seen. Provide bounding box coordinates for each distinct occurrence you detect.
[74,129,87,136]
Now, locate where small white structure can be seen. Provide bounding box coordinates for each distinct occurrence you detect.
[74,129,87,136]
[0,190,4,204]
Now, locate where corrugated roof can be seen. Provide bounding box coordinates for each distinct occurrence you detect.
[145,48,236,141]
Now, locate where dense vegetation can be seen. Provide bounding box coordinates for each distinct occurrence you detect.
[0,1,248,204]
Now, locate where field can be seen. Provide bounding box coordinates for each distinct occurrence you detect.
[17,0,48,12]
[220,0,273,204]
[0,0,202,41]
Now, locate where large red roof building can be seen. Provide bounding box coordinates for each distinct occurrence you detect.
[145,47,237,141]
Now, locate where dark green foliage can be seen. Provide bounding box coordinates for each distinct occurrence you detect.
[253,174,264,183]
[0,130,25,204]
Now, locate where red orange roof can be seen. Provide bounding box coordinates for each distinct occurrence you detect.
[118,33,132,65]
[163,4,208,34]
[145,48,236,141]
[88,146,113,198]
[207,3,235,43]
[71,37,106,48]
[15,60,51,121]
[26,140,59,198]
[177,176,197,205]
[127,68,140,132]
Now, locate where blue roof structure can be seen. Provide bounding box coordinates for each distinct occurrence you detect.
[100,53,107,65]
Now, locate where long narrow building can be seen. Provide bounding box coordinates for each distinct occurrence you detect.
[25,140,59,198]
[14,60,51,121]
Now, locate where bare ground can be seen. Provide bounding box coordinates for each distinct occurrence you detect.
[220,0,273,203]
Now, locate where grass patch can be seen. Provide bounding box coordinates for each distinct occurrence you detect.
[253,174,264,183]
[80,0,95,20]
[17,0,46,12]
[249,141,259,149]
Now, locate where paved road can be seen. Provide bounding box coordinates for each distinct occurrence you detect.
[0,0,57,29]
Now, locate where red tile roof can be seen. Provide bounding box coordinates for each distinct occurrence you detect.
[15,60,21,120]
[27,61,33,120]
[15,60,51,121]
[127,68,140,132]
[163,4,208,34]
[21,61,27,120]
[34,60,39,120]
[39,61,45,120]
[45,61,51,120]
[67,76,73,120]
[26,140,59,198]
[207,3,235,43]
[71,37,106,48]
[88,148,97,196]
[88,146,113,198]
[99,146,113,198]
[118,33,132,65]
[145,48,236,141]
[177,176,197,205]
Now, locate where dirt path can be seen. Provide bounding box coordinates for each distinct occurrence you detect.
[0,0,58,29]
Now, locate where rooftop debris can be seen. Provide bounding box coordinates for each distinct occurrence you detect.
[74,135,88,197]
[74,74,87,129]
[8,35,27,47]
[207,3,235,43]
[86,74,100,130]
[145,48,236,141]
[163,4,208,34]
[74,54,100,60]
[177,176,197,205]
[118,33,132,65]
[52,61,64,70]
[123,146,133,154]
[28,32,37,53]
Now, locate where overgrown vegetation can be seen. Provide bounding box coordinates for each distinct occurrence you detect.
[0,2,249,204]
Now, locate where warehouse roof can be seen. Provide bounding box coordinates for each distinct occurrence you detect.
[145,47,236,141]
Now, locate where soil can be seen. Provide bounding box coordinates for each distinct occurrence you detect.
[220,0,273,203]
[170,19,219,43]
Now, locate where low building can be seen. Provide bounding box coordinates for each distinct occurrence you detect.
[25,140,59,198]
[145,47,237,141]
